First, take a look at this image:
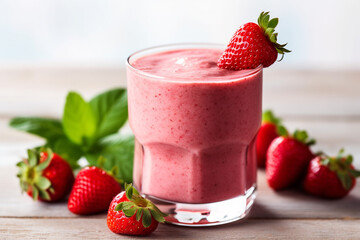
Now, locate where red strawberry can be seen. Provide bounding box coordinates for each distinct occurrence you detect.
[303,150,360,199]
[266,130,315,190]
[68,166,122,215]
[218,11,290,70]
[16,148,75,202]
[256,110,287,168]
[107,184,167,236]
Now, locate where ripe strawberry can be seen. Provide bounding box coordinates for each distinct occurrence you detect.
[218,11,290,70]
[256,110,287,168]
[68,166,122,215]
[303,150,360,199]
[107,184,167,236]
[266,130,315,190]
[16,148,75,202]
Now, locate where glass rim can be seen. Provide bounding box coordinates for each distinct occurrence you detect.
[126,43,263,83]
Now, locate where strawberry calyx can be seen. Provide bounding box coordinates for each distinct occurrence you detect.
[16,148,54,201]
[95,156,123,185]
[115,184,168,228]
[320,149,360,190]
[262,110,288,137]
[292,130,316,146]
[257,11,291,61]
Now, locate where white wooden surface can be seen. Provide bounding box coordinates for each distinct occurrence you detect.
[0,68,359,239]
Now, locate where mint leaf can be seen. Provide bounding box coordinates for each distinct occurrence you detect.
[49,137,83,169]
[9,117,81,169]
[11,88,133,179]
[89,89,128,140]
[63,92,97,146]
[86,134,134,183]
[9,117,63,141]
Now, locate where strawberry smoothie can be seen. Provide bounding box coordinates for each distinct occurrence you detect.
[127,44,262,205]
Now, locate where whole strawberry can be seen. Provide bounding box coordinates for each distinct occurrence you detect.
[68,166,122,215]
[107,184,167,236]
[266,130,315,190]
[256,110,287,168]
[16,148,75,202]
[218,11,290,70]
[303,150,360,199]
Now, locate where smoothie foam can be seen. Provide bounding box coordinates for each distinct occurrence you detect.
[128,47,262,203]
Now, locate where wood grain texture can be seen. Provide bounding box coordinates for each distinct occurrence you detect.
[1,165,359,219]
[0,218,359,240]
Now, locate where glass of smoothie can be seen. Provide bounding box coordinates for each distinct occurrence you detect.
[127,43,262,226]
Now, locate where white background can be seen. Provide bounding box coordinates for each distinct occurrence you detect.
[0,0,359,69]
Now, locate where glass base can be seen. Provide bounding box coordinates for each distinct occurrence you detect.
[145,185,256,227]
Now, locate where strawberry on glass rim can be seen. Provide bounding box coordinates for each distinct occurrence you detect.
[218,11,290,70]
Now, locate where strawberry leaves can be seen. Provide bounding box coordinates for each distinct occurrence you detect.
[9,88,133,183]
[16,148,54,201]
[320,149,360,190]
[115,184,167,228]
[35,176,51,189]
[258,11,291,60]
[350,168,360,177]
[293,130,316,146]
[262,110,288,136]
[268,18,279,29]
[136,208,143,221]
[262,111,316,145]
[263,110,316,146]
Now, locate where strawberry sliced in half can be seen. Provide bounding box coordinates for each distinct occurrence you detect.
[218,11,290,70]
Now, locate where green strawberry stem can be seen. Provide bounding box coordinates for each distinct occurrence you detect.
[16,148,54,201]
[292,130,316,146]
[262,110,288,136]
[95,156,124,185]
[115,184,168,228]
[320,149,360,190]
[263,110,315,146]
[257,11,291,61]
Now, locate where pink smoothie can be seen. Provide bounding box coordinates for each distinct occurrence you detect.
[127,47,262,204]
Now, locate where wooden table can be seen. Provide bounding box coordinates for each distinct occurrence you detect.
[1,68,359,239]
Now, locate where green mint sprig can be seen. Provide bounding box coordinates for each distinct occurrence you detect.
[9,88,134,183]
